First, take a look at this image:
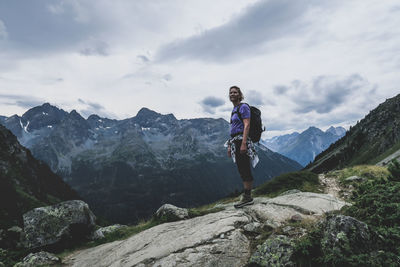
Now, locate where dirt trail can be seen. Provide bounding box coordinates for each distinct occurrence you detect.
[319,173,342,200]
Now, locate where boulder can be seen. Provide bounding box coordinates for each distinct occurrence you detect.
[320,214,378,256]
[155,204,189,222]
[23,200,96,250]
[14,251,60,267]
[90,224,128,240]
[249,235,295,266]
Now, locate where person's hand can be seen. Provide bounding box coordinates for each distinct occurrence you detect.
[240,143,247,154]
[227,147,231,157]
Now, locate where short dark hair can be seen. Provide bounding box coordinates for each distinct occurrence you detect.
[229,85,244,101]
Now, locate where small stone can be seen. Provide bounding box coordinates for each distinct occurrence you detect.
[220,234,225,239]
[155,204,189,222]
[90,224,128,240]
[243,222,262,233]
[14,251,60,267]
[282,226,293,234]
[290,214,303,222]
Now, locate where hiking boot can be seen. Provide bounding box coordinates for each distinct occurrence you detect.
[234,194,254,208]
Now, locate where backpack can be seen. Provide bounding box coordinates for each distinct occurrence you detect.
[230,103,265,143]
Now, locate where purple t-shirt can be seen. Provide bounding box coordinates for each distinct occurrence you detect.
[230,103,250,136]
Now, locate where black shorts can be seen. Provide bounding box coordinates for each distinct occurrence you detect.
[233,140,254,182]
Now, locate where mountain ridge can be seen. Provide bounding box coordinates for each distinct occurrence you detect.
[262,126,346,166]
[0,103,302,224]
[306,93,400,172]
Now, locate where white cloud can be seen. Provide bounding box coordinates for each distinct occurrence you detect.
[0,19,7,40]
[0,0,400,138]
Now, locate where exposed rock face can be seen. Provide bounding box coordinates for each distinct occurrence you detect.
[64,192,347,266]
[320,214,377,256]
[14,251,60,267]
[90,224,128,240]
[249,235,295,267]
[23,200,96,250]
[155,204,189,222]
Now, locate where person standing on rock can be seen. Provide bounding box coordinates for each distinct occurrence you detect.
[225,86,258,208]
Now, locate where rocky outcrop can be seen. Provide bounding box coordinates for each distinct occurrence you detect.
[14,251,60,267]
[64,192,347,266]
[90,224,128,240]
[320,214,378,256]
[249,235,295,267]
[23,200,96,250]
[155,204,189,222]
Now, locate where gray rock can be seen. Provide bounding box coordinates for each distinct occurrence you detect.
[248,192,347,228]
[155,204,189,222]
[321,214,377,256]
[90,224,128,240]
[282,226,307,237]
[249,235,295,266]
[243,222,262,233]
[345,175,366,182]
[64,193,348,266]
[279,189,302,196]
[290,214,303,222]
[14,251,60,267]
[23,200,96,250]
[64,209,251,266]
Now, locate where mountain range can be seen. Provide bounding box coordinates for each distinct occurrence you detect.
[262,126,346,166]
[0,104,302,224]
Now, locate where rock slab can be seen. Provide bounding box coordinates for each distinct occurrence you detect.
[64,193,348,266]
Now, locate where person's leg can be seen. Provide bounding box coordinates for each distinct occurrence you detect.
[234,141,254,207]
[243,180,253,195]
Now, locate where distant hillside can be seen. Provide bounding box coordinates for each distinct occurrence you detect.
[262,126,346,166]
[306,93,400,173]
[0,125,79,229]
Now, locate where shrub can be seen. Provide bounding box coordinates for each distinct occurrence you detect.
[293,178,400,266]
[388,159,400,182]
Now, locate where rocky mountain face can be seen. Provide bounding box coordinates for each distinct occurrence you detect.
[0,124,78,230]
[1,104,302,224]
[63,191,347,266]
[306,93,400,173]
[262,126,346,166]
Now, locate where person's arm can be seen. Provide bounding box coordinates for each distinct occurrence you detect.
[227,144,231,157]
[240,118,250,154]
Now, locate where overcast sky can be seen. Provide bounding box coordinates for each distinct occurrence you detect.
[0,0,399,138]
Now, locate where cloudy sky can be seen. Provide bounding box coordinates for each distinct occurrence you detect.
[0,0,399,138]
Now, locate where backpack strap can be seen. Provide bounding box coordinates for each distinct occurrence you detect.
[230,103,249,124]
